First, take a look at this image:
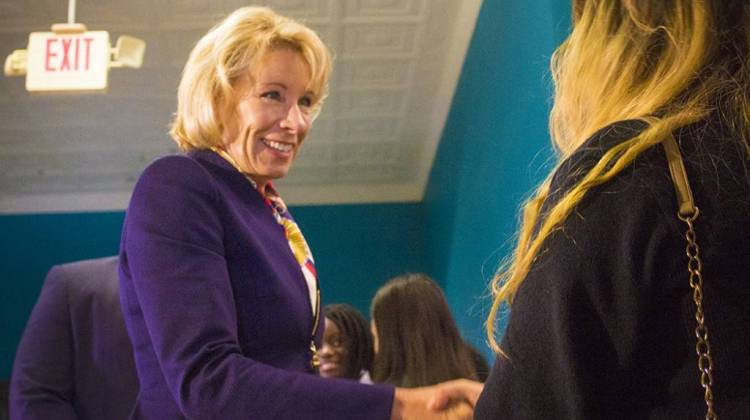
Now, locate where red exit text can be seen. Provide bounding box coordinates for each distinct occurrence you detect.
[45,37,95,72]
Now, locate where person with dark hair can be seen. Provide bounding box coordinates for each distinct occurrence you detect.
[370,274,484,388]
[319,304,374,383]
[470,1,750,418]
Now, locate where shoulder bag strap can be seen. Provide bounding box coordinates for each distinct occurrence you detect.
[661,135,717,420]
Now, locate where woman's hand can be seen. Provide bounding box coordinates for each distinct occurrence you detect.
[428,379,484,411]
[391,379,484,420]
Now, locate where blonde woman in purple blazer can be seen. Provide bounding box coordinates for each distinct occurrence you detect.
[118,6,478,420]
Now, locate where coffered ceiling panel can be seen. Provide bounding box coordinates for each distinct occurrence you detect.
[0,0,482,213]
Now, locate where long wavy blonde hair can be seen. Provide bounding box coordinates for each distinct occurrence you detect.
[487,0,750,353]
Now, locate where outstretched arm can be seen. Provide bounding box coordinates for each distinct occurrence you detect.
[390,380,484,420]
[427,379,485,411]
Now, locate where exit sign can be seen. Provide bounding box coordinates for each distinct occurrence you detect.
[26,31,110,92]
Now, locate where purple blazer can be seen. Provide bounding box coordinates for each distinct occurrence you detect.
[119,150,393,419]
[10,256,139,420]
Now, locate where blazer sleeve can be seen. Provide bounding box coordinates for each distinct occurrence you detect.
[121,156,393,419]
[9,266,78,420]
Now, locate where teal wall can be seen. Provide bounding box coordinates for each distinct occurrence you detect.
[425,0,570,360]
[0,203,427,379]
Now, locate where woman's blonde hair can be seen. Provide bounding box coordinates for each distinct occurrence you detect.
[170,6,333,151]
[487,0,750,352]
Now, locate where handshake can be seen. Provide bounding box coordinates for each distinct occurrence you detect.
[393,379,485,420]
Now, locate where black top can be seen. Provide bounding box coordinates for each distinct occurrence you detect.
[474,119,750,419]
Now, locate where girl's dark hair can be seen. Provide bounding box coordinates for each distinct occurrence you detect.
[323,303,374,379]
[370,273,478,387]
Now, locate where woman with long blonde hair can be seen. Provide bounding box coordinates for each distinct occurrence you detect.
[474,1,750,418]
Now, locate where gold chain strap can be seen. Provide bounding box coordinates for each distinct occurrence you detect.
[679,208,717,420]
[663,135,717,420]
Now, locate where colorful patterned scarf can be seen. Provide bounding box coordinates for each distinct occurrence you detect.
[211,148,318,315]
[262,183,318,315]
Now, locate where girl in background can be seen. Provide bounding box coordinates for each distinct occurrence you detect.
[370,274,486,388]
[320,304,374,383]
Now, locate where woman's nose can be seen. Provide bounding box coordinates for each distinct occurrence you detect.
[319,343,333,357]
[280,104,307,132]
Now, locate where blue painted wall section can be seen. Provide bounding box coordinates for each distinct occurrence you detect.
[425,0,569,361]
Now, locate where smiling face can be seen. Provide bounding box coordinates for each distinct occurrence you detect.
[319,317,351,379]
[222,48,315,192]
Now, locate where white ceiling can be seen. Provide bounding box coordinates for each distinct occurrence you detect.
[0,0,482,213]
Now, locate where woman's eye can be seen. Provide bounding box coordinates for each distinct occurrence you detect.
[260,91,282,101]
[326,336,344,347]
[299,96,313,108]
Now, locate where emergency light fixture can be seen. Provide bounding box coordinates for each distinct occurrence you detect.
[3,0,146,92]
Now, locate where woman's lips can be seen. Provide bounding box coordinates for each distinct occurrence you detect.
[319,361,340,375]
[262,138,294,154]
